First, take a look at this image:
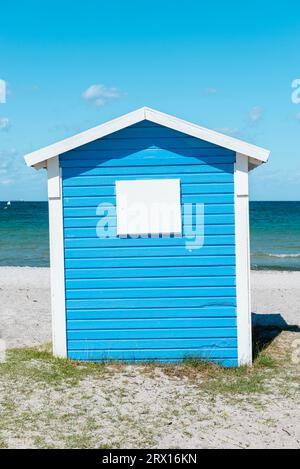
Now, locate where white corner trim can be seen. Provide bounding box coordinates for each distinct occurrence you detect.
[47,157,61,198]
[47,155,67,358]
[235,153,252,366]
[234,153,249,196]
[24,106,270,168]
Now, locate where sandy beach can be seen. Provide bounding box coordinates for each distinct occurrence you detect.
[0,267,299,449]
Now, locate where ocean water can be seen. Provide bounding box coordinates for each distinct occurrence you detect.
[0,201,49,267]
[0,201,299,270]
[250,201,300,270]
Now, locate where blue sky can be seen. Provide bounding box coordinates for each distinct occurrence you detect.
[0,0,300,201]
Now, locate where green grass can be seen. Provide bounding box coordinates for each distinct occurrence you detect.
[0,344,106,387]
[254,349,277,369]
[0,439,8,449]
[200,368,267,394]
[0,343,279,396]
[165,347,279,395]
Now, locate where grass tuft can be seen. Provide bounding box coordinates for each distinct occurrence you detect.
[254,350,277,369]
[0,439,8,449]
[156,349,279,395]
[0,344,106,387]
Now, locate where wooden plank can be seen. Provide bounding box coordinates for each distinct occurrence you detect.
[62,183,234,197]
[65,255,236,268]
[66,306,236,319]
[68,343,237,358]
[62,163,225,176]
[47,157,67,358]
[67,338,237,350]
[63,214,235,227]
[66,327,237,339]
[67,350,238,366]
[235,154,252,365]
[64,245,235,259]
[64,203,234,218]
[64,224,235,238]
[63,194,234,206]
[67,317,236,331]
[61,136,226,152]
[65,285,236,300]
[61,153,236,168]
[63,172,232,188]
[66,297,236,309]
[62,162,233,176]
[66,124,219,140]
[65,276,235,289]
[65,265,236,279]
[64,235,235,249]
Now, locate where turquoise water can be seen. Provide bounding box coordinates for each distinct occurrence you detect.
[250,201,300,270]
[0,202,49,267]
[0,201,299,269]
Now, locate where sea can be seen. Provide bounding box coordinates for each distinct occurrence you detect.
[0,201,299,270]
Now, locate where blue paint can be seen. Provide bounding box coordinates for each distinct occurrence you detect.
[61,121,237,366]
[67,306,236,319]
[65,256,236,269]
[66,297,236,309]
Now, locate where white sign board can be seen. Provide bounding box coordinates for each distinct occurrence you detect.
[116,179,182,236]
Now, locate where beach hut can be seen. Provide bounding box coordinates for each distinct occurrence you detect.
[24,107,270,366]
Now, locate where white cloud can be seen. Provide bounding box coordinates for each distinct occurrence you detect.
[95,98,105,107]
[0,149,17,186]
[0,148,18,171]
[0,178,14,185]
[249,106,264,122]
[0,147,47,197]
[51,118,94,135]
[204,87,217,95]
[253,168,300,184]
[0,117,10,130]
[82,84,121,106]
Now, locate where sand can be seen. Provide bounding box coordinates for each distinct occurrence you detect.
[0,267,51,348]
[0,267,299,449]
[251,270,300,325]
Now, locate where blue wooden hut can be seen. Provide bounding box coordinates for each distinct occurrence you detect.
[25,107,270,366]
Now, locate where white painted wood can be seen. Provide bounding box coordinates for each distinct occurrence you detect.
[116,179,182,236]
[34,162,47,170]
[24,107,270,168]
[47,157,61,198]
[235,153,249,196]
[234,153,252,366]
[47,156,67,358]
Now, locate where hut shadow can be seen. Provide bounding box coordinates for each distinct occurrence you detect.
[61,120,235,180]
[252,312,300,359]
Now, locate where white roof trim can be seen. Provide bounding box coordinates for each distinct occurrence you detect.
[24,106,270,168]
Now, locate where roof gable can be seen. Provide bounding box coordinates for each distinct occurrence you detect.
[24,107,270,168]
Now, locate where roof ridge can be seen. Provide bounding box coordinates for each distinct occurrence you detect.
[24,106,270,168]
